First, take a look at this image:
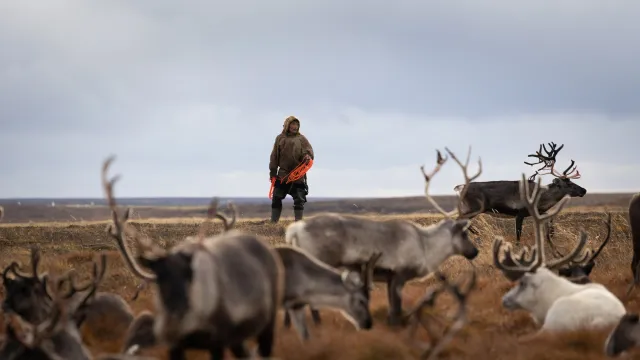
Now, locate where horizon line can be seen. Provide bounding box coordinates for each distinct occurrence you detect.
[0,190,637,201]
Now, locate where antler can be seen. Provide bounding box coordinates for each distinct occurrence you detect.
[60,254,107,305]
[194,198,238,243]
[420,146,483,219]
[554,212,612,268]
[5,275,70,352]
[492,173,590,279]
[406,264,477,360]
[102,156,159,281]
[524,142,581,181]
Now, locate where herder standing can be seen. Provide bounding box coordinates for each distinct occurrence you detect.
[268,116,314,223]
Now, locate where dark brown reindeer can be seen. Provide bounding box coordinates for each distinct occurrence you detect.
[455,142,586,245]
[625,193,640,296]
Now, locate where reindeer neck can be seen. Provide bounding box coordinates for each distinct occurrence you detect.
[419,222,455,274]
[536,185,567,212]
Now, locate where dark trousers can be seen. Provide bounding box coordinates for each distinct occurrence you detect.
[271,179,308,210]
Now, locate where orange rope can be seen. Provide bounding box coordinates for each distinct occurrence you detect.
[268,177,276,199]
[284,158,314,184]
[268,158,314,199]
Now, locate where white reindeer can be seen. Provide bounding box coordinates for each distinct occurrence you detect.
[493,173,626,333]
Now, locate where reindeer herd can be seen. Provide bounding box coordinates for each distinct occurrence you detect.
[0,143,640,359]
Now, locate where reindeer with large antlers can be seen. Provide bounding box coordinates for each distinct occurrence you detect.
[101,156,284,360]
[455,142,586,245]
[285,146,482,326]
[493,174,625,333]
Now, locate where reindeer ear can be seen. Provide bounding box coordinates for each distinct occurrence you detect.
[452,219,471,233]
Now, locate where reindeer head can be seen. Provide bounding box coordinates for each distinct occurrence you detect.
[493,174,592,313]
[605,313,640,357]
[556,212,612,283]
[420,146,484,260]
[101,156,238,341]
[2,248,53,324]
[336,253,381,331]
[525,142,586,197]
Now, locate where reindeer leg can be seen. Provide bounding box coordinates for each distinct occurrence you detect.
[287,308,310,341]
[283,310,291,328]
[386,273,407,326]
[310,306,322,325]
[515,214,524,245]
[256,315,277,358]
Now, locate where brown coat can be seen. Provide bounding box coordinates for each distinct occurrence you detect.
[269,116,314,184]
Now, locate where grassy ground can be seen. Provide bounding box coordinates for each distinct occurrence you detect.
[0,209,637,359]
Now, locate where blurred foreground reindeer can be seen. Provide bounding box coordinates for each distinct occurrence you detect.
[285,146,483,326]
[455,142,586,245]
[605,313,640,357]
[493,174,625,335]
[625,193,640,296]
[1,247,134,344]
[0,254,152,359]
[405,264,477,360]
[101,156,284,360]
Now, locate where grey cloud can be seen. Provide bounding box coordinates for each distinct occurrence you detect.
[1,1,639,197]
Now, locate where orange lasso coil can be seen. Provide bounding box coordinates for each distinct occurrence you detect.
[268,158,314,199]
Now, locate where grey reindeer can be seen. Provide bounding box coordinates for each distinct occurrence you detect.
[0,254,152,360]
[125,221,380,346]
[605,313,640,357]
[1,247,134,343]
[101,156,284,360]
[278,246,380,340]
[455,142,586,245]
[285,146,484,326]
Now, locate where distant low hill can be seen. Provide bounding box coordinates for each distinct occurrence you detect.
[0,193,635,224]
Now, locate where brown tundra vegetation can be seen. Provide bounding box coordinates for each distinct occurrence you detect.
[0,197,639,359]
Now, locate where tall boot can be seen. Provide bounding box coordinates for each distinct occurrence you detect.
[271,207,282,223]
[294,209,304,221]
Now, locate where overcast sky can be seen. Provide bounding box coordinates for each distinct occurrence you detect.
[1,1,638,198]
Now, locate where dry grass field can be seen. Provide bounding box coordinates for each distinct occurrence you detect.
[0,202,639,359]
